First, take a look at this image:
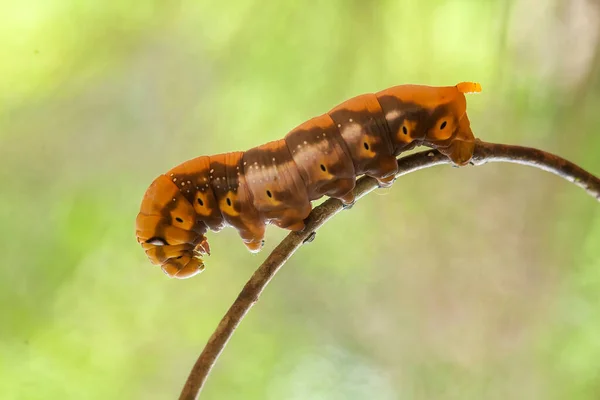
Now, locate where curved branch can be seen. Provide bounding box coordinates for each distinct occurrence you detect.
[179,141,600,400]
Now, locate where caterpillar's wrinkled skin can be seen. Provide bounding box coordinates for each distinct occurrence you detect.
[136,82,481,279]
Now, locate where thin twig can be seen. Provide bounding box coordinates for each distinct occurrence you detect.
[179,141,600,400]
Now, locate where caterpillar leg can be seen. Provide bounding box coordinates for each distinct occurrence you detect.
[443,139,475,166]
[237,225,266,253]
[376,175,396,188]
[196,236,211,255]
[268,201,312,232]
[279,220,306,232]
[342,201,355,210]
[440,114,476,166]
[243,239,264,253]
[365,154,399,188]
[322,178,356,205]
[339,191,356,206]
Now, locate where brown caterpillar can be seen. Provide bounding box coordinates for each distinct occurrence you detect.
[136,82,482,279]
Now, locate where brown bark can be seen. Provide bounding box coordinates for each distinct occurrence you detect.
[179,141,600,400]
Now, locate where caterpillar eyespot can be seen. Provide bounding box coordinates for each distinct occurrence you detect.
[135,82,482,279]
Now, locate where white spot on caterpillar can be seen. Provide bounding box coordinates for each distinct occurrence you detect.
[342,123,363,141]
[187,181,191,184]
[262,165,265,169]
[272,157,275,161]
[349,118,353,122]
[385,109,401,122]
[337,124,341,128]
[236,166,240,170]
[428,152,435,157]
[173,178,177,182]
[205,184,209,187]
[254,161,258,165]
[244,162,247,165]
[169,173,174,177]
[172,198,176,202]
[181,182,185,186]
[304,141,307,144]
[323,133,326,136]
[210,169,214,173]
[147,238,166,246]
[297,144,301,148]
[187,190,190,193]
[216,177,220,181]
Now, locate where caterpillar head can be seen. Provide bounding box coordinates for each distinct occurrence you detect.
[135,175,210,279]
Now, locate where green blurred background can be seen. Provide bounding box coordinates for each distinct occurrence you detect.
[1,0,600,399]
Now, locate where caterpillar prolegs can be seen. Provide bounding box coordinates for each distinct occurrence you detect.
[135,82,482,279]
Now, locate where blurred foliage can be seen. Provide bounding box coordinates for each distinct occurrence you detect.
[1,0,600,399]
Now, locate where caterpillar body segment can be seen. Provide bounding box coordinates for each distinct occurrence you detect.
[136,82,481,278]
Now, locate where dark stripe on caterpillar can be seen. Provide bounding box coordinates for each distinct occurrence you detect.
[135,82,482,279]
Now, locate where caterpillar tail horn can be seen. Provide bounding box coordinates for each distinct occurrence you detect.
[456,81,482,94]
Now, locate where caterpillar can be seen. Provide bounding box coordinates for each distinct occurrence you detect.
[136,82,482,279]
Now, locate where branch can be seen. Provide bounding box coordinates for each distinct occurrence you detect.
[178,141,600,400]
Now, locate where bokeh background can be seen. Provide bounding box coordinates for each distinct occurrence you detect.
[2,0,600,399]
